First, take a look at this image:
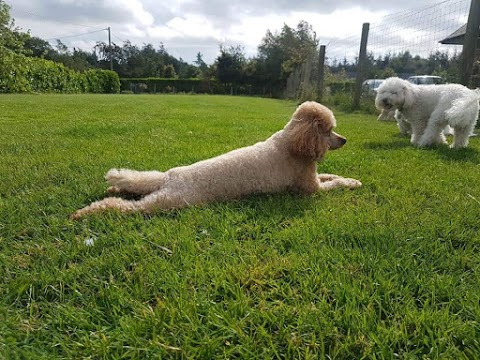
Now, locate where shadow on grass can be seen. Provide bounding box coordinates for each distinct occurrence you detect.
[428,145,480,163]
[364,134,480,163]
[224,192,317,218]
[134,193,318,222]
[363,138,410,150]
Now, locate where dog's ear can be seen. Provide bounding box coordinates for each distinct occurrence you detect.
[288,121,323,158]
[287,103,330,159]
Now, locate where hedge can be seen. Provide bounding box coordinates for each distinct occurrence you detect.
[0,49,120,94]
[120,78,224,94]
[326,80,355,95]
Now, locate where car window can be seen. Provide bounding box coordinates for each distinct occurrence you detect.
[408,76,444,85]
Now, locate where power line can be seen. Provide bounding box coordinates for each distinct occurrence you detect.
[112,34,127,44]
[46,28,109,41]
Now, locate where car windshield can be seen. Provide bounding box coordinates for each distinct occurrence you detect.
[409,76,444,85]
[364,79,384,90]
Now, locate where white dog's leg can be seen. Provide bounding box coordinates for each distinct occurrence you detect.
[377,110,386,121]
[317,175,362,191]
[397,120,411,136]
[387,109,396,121]
[418,122,447,148]
[416,110,447,147]
[451,126,474,148]
[442,125,454,136]
[378,109,389,121]
[106,168,167,195]
[377,109,396,122]
[418,109,447,147]
[397,119,411,136]
[409,121,427,147]
[394,110,410,136]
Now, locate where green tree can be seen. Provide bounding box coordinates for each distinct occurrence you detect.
[194,52,209,78]
[215,45,245,93]
[256,21,318,95]
[23,36,54,58]
[0,0,26,53]
[163,64,177,78]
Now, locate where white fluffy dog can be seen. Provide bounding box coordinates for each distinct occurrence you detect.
[71,101,362,219]
[375,77,480,148]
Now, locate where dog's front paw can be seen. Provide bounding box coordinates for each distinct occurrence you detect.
[343,178,362,189]
[106,185,121,194]
[105,168,122,183]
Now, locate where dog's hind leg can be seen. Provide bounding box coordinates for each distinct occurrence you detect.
[71,190,187,219]
[451,126,473,148]
[105,168,167,195]
[417,111,447,147]
[447,94,479,148]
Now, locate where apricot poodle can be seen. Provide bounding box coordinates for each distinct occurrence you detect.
[71,101,361,219]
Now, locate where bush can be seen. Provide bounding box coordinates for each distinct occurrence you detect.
[120,78,217,94]
[0,49,29,92]
[326,80,355,95]
[0,50,120,94]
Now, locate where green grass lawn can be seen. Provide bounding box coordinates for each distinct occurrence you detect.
[1,94,480,359]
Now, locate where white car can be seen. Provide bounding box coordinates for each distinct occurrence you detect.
[362,79,385,94]
[407,75,445,85]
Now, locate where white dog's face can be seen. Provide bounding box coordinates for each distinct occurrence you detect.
[375,77,412,111]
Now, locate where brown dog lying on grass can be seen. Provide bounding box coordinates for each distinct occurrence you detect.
[72,101,361,219]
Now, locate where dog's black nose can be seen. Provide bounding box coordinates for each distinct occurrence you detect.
[382,98,389,105]
[341,138,347,145]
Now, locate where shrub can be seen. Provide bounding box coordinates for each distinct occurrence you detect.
[0,51,120,94]
[120,78,217,94]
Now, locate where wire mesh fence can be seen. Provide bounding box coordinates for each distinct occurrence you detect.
[285,0,475,101]
[326,0,470,64]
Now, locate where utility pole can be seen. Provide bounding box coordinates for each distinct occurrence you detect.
[107,27,113,71]
[460,0,480,87]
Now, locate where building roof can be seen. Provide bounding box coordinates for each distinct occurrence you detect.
[439,24,480,45]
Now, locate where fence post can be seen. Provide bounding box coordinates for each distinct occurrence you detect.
[461,0,480,87]
[317,45,326,102]
[353,23,370,109]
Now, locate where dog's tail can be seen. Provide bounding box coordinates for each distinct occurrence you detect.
[445,89,480,128]
[105,168,167,195]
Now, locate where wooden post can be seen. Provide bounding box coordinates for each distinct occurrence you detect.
[353,23,370,109]
[461,0,480,87]
[317,45,326,102]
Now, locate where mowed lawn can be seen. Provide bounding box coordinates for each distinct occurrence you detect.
[1,94,479,359]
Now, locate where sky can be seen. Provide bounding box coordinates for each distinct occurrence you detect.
[8,0,470,65]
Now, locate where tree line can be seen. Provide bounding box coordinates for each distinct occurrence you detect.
[2,0,464,96]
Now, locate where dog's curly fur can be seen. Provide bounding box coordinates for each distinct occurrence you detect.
[375,77,480,148]
[71,101,362,219]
